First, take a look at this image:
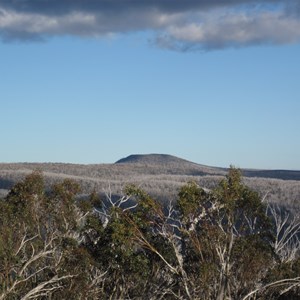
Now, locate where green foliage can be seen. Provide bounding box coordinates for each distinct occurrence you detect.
[88,189,102,210]
[177,180,207,225]
[0,172,97,299]
[1,168,299,299]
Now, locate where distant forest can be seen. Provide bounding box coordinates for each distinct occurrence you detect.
[1,154,300,213]
[0,167,300,299]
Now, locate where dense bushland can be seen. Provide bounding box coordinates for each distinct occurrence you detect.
[0,169,300,299]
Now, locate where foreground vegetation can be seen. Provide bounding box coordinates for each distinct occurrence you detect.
[0,169,300,299]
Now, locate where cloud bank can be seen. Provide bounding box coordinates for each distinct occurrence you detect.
[0,0,300,50]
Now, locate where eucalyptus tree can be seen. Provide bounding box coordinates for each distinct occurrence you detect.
[0,172,101,299]
[1,168,300,299]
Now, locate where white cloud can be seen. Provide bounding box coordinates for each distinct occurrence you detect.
[160,10,300,50]
[0,9,98,35]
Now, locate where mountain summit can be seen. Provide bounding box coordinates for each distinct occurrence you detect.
[115,154,196,165]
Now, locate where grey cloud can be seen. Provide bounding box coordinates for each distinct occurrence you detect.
[0,1,278,15]
[0,0,300,50]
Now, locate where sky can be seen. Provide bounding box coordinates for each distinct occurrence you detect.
[1,0,300,170]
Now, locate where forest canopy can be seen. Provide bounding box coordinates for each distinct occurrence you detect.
[0,168,300,299]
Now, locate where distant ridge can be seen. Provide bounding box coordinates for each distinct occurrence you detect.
[1,154,300,212]
[115,154,199,165]
[115,154,300,181]
[243,169,300,181]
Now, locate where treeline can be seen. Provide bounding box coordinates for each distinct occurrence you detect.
[0,169,300,299]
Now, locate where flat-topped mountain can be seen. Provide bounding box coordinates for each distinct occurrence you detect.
[115,154,226,177]
[116,154,300,181]
[116,154,199,165]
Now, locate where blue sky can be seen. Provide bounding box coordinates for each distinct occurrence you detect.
[1,1,300,170]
